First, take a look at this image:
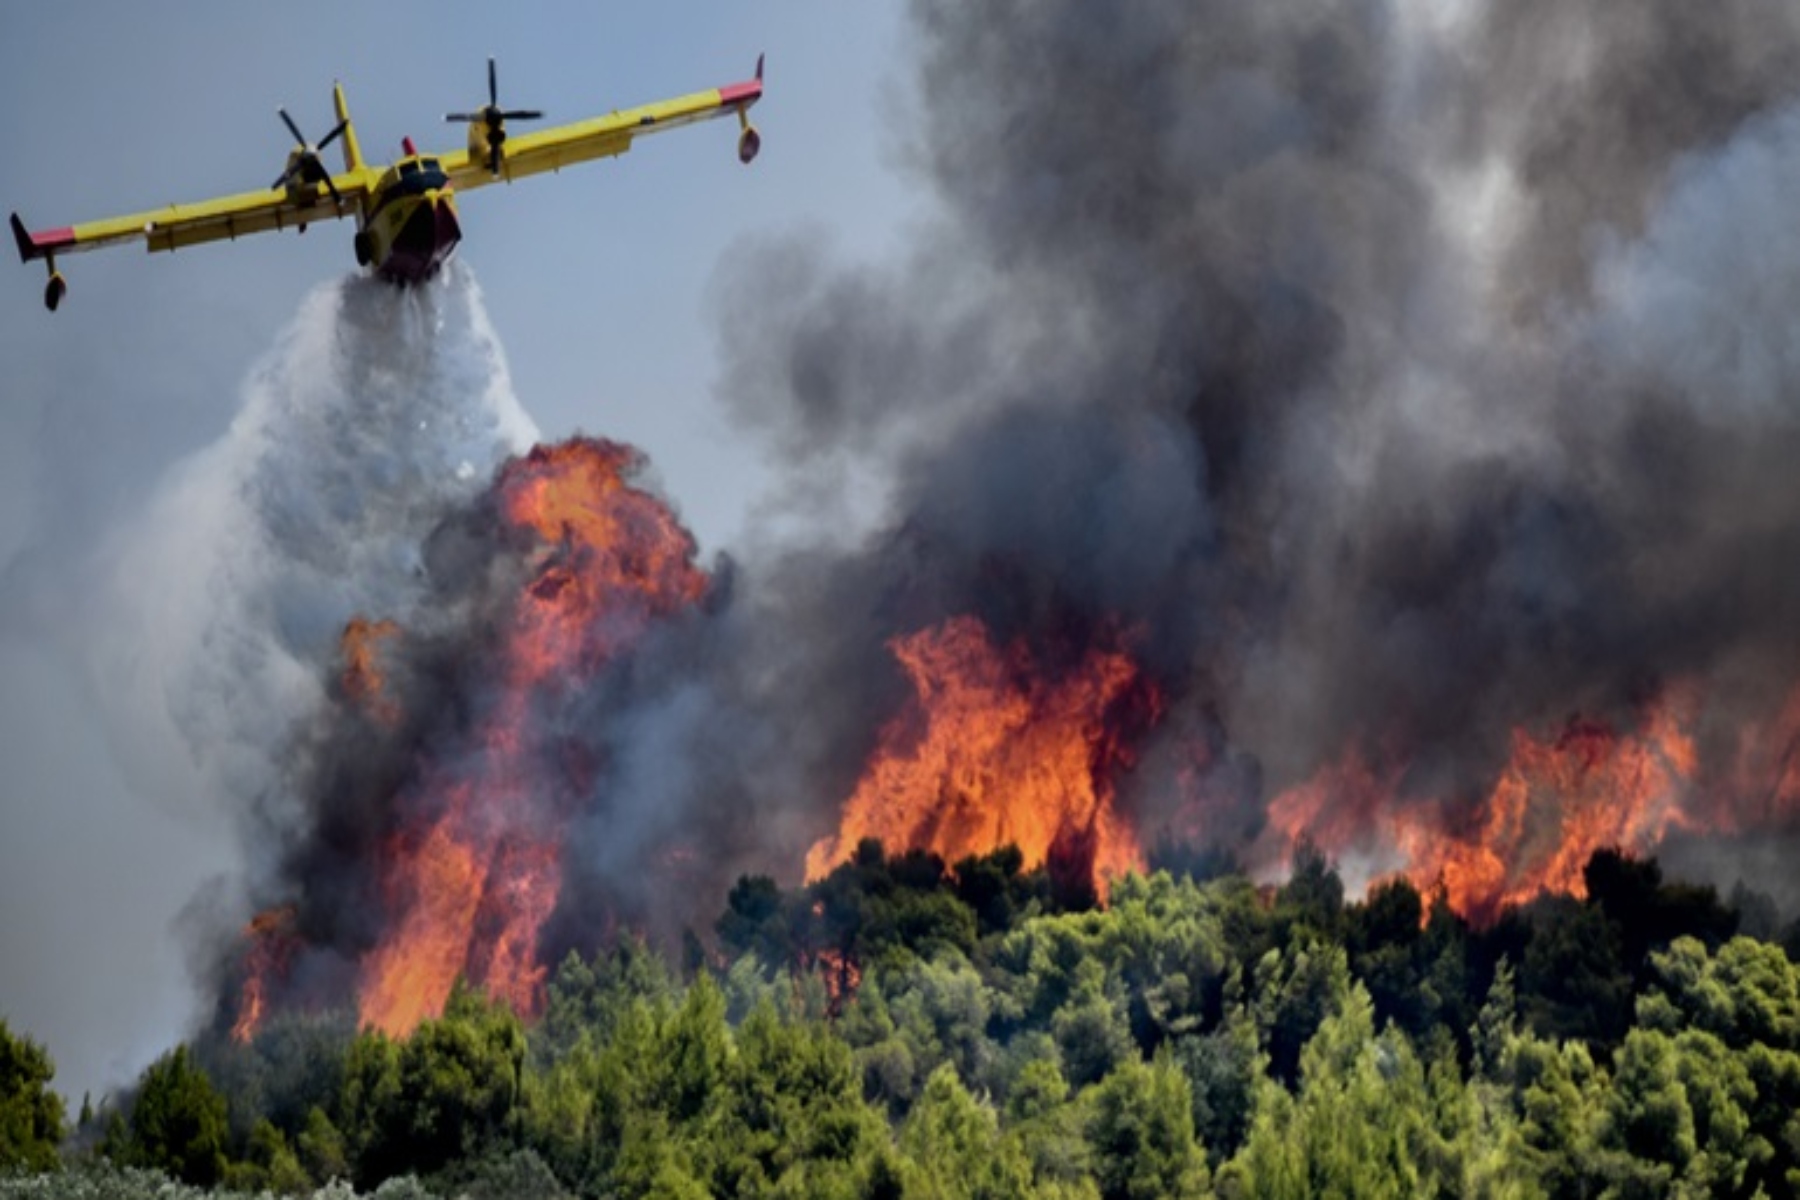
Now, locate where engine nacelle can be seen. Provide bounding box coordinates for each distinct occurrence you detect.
[466,120,492,163]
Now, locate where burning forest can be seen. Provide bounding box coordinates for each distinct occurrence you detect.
[203,0,1800,1045]
[15,1,1800,1195]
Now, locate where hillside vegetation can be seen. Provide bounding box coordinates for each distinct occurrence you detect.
[5,843,1800,1198]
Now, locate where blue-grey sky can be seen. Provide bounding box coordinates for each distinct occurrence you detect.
[0,2,914,1106]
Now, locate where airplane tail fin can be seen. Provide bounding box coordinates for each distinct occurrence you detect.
[334,83,366,175]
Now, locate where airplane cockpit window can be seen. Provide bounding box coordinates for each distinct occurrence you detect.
[400,161,419,177]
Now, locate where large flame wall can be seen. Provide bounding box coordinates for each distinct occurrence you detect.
[227,1,1800,1040]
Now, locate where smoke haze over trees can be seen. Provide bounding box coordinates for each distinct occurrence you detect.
[11,0,1800,1163]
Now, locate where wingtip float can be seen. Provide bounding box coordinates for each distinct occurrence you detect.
[11,55,765,312]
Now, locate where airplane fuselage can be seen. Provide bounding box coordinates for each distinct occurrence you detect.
[358,154,461,284]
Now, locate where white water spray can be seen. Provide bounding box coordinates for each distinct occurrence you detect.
[80,261,537,880]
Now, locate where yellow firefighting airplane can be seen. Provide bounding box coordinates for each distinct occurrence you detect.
[10,56,764,311]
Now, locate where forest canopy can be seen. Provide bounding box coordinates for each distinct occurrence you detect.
[5,845,1800,1198]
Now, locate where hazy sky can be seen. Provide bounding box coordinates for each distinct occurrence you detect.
[0,1,914,1105]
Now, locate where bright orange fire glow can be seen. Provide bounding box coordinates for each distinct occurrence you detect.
[1264,688,1726,924]
[231,906,298,1044]
[805,615,1151,895]
[340,617,401,726]
[354,439,708,1036]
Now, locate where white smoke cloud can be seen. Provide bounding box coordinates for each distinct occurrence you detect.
[1587,99,1800,429]
[88,264,537,828]
[0,262,537,1103]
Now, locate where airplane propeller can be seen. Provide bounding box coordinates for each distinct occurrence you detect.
[445,57,543,175]
[273,108,349,205]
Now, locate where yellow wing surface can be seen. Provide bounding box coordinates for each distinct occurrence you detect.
[13,84,372,266]
[441,64,764,190]
[12,180,368,261]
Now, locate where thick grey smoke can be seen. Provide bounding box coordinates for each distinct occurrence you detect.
[71,0,1800,1052]
[689,0,1800,891]
[0,265,535,1092]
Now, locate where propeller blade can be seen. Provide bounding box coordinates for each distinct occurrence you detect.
[499,109,543,120]
[445,112,478,122]
[488,144,501,175]
[321,173,343,205]
[317,118,349,152]
[272,169,290,190]
[488,56,498,107]
[278,107,306,146]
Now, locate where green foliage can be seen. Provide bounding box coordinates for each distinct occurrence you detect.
[19,846,1798,1198]
[704,1001,887,1195]
[1226,983,1441,1196]
[1084,1054,1210,1199]
[1517,896,1632,1051]
[535,938,677,1063]
[101,1046,230,1188]
[224,1116,311,1194]
[1249,937,1352,1086]
[338,984,524,1189]
[900,1064,1033,1198]
[201,1011,353,1151]
[296,1105,349,1185]
[1169,1009,1261,1163]
[0,1019,64,1173]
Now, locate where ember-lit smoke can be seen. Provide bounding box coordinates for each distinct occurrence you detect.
[700,0,1800,916]
[220,0,1800,1039]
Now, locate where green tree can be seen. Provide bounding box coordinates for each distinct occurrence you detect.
[718,875,797,970]
[1052,962,1134,1089]
[1249,938,1352,1087]
[657,970,731,1123]
[393,985,526,1174]
[102,1045,229,1187]
[536,938,677,1064]
[900,1063,1033,1199]
[336,1027,402,1184]
[1517,896,1631,1052]
[1170,1009,1261,1164]
[0,1018,64,1172]
[703,1001,888,1196]
[1637,935,1800,1195]
[342,984,525,1187]
[295,1104,348,1184]
[1224,984,1472,1197]
[225,1116,311,1194]
[1085,1055,1210,1200]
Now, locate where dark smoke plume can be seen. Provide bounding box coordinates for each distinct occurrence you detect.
[221,0,1800,1026]
[698,0,1800,888]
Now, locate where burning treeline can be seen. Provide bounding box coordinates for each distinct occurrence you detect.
[227,0,1800,1039]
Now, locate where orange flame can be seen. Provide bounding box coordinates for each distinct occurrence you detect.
[340,617,401,725]
[354,439,708,1036]
[1262,688,1726,924]
[811,947,863,1016]
[806,615,1150,896]
[231,906,298,1044]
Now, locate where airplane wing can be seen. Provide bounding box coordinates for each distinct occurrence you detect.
[440,60,764,191]
[12,175,369,263]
